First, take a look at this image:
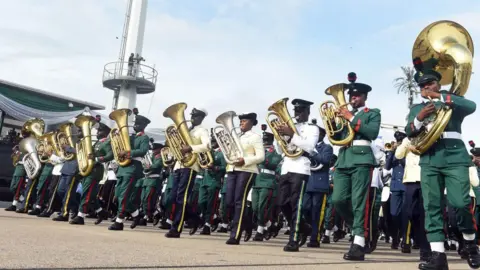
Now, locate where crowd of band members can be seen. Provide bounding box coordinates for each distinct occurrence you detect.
[4,71,480,269]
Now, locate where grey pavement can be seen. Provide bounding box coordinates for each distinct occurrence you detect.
[0,205,469,270]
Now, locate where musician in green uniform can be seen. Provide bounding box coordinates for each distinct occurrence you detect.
[332,72,381,261]
[28,147,54,215]
[252,131,282,241]
[197,136,226,235]
[70,121,113,225]
[159,164,175,230]
[218,173,229,233]
[5,136,28,212]
[109,109,150,231]
[405,69,480,269]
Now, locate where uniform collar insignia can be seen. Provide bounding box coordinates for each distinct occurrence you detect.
[100,138,108,143]
[136,131,144,136]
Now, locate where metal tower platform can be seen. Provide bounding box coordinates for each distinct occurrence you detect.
[102,61,157,94]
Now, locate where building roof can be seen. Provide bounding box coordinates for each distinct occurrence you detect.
[0,79,105,111]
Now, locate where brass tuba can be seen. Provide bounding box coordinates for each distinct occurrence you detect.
[57,123,76,160]
[163,102,213,168]
[266,98,303,158]
[319,84,355,146]
[75,115,96,176]
[19,118,45,179]
[36,132,60,163]
[213,111,244,164]
[410,20,474,154]
[160,146,175,167]
[109,108,133,167]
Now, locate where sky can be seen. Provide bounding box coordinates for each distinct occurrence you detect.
[1,0,480,152]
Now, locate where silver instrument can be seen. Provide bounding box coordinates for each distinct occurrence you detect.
[142,152,153,175]
[309,148,324,171]
[20,137,42,179]
[213,111,244,164]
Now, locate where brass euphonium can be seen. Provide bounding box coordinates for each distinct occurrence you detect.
[36,132,60,163]
[384,141,395,152]
[410,20,474,154]
[163,102,213,168]
[319,84,355,146]
[75,115,96,176]
[57,123,76,160]
[109,108,133,167]
[266,98,303,158]
[160,146,175,167]
[19,118,45,179]
[213,111,244,164]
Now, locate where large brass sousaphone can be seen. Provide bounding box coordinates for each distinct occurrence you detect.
[410,20,474,154]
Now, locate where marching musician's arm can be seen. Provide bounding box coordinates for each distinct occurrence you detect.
[127,136,149,158]
[151,155,163,170]
[395,138,409,159]
[349,110,381,141]
[311,144,333,166]
[385,151,395,170]
[265,152,283,170]
[290,125,319,154]
[49,154,63,164]
[191,128,210,153]
[96,142,114,163]
[440,92,476,116]
[406,105,424,137]
[243,134,265,166]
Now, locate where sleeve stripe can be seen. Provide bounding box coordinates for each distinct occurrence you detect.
[354,119,361,132]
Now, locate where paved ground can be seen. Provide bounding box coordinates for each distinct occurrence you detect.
[0,203,469,269]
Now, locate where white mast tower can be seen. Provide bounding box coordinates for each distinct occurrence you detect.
[102,0,157,116]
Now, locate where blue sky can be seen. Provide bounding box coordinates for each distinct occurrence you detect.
[0,0,479,150]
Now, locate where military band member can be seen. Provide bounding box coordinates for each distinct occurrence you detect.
[224,112,265,245]
[138,142,163,225]
[28,146,55,215]
[197,136,226,235]
[252,131,282,241]
[5,131,29,212]
[333,73,380,260]
[302,125,333,248]
[218,173,229,233]
[52,144,79,221]
[275,99,319,252]
[109,111,150,231]
[405,69,480,269]
[165,108,210,238]
[70,122,113,225]
[38,149,65,217]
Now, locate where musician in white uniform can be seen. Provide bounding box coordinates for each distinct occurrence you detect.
[165,108,211,238]
[224,112,264,245]
[275,99,319,252]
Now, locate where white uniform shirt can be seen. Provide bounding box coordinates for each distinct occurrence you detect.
[174,125,210,173]
[226,130,265,174]
[49,154,65,176]
[275,122,319,176]
[395,138,421,183]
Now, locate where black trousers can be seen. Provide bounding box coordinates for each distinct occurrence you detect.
[225,171,256,241]
[402,182,430,252]
[171,168,197,233]
[278,172,309,243]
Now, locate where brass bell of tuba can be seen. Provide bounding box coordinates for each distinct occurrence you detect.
[109,108,133,167]
[161,146,175,167]
[266,98,303,158]
[75,115,96,176]
[213,111,244,164]
[410,20,474,155]
[319,83,355,146]
[57,123,76,160]
[19,118,45,179]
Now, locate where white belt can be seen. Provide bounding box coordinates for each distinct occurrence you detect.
[146,174,160,178]
[260,168,275,175]
[133,157,143,162]
[352,140,371,146]
[196,175,204,179]
[18,162,24,165]
[440,131,462,139]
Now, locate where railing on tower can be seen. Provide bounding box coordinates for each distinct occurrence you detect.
[102,61,157,94]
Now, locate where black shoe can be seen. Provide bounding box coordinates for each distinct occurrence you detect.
[333,230,346,242]
[130,215,141,229]
[253,232,264,242]
[402,243,412,253]
[159,220,171,230]
[4,205,16,211]
[188,218,201,235]
[226,238,240,245]
[16,207,27,214]
[299,224,311,247]
[343,244,365,261]
[152,214,161,226]
[284,229,290,235]
[165,230,181,238]
[211,217,220,232]
[94,210,108,225]
[449,243,457,251]
[391,242,399,250]
[69,216,85,225]
[244,229,252,242]
[28,208,42,216]
[420,250,432,262]
[200,226,211,235]
[108,222,124,231]
[137,218,148,226]
[37,210,52,218]
[218,226,228,233]
[283,241,299,252]
[307,241,320,248]
[413,242,420,249]
[52,215,69,222]
[321,235,331,244]
[348,235,354,242]
[418,251,448,270]
[464,240,480,269]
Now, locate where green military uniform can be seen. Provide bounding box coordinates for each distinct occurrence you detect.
[252,145,282,228]
[114,132,149,219]
[7,160,27,210]
[161,168,175,219]
[198,148,226,225]
[189,171,203,216]
[141,152,163,217]
[219,173,229,227]
[35,163,54,209]
[405,90,476,243]
[474,167,480,242]
[79,137,113,215]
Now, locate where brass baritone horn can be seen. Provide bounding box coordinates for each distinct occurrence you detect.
[75,115,96,177]
[266,98,303,158]
[163,102,213,168]
[213,111,244,164]
[410,20,474,154]
[57,123,76,161]
[19,118,45,179]
[319,83,355,146]
[109,109,133,167]
[160,147,175,167]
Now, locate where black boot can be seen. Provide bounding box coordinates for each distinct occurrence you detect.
[28,208,42,216]
[420,250,432,262]
[307,241,320,248]
[108,222,124,231]
[165,230,181,238]
[94,210,108,225]
[16,207,27,214]
[52,215,69,222]
[69,216,85,225]
[253,232,264,242]
[137,218,148,226]
[283,241,299,252]
[217,226,228,233]
[333,230,346,242]
[343,244,365,261]
[321,235,331,244]
[188,218,201,235]
[463,240,480,269]
[402,243,412,253]
[200,226,211,235]
[226,237,240,245]
[37,209,52,218]
[4,205,16,211]
[159,220,171,230]
[130,215,141,229]
[418,251,448,270]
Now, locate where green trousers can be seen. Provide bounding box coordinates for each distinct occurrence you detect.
[198,185,219,224]
[115,164,142,218]
[79,164,104,214]
[367,187,382,243]
[421,165,474,242]
[332,166,373,237]
[35,174,52,208]
[10,175,26,201]
[141,186,158,217]
[251,187,274,226]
